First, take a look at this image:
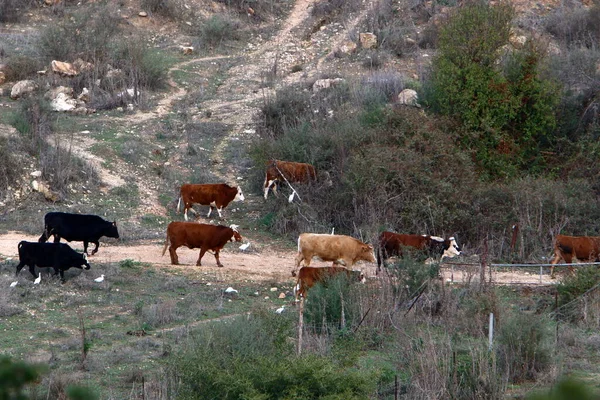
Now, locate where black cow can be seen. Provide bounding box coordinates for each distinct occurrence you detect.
[38,212,119,255]
[16,241,91,282]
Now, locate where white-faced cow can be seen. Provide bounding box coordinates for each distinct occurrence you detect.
[177,183,244,220]
[16,241,91,282]
[293,266,366,302]
[550,234,600,278]
[264,160,317,200]
[293,233,376,277]
[162,222,242,267]
[376,232,461,273]
[38,212,119,255]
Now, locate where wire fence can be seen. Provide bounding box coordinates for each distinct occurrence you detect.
[441,261,600,286]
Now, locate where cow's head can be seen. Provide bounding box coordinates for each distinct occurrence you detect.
[81,253,91,270]
[361,244,376,263]
[235,187,245,202]
[107,221,120,239]
[442,237,461,259]
[231,230,243,243]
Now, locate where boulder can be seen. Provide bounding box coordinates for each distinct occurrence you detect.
[32,180,60,202]
[397,89,420,107]
[338,40,357,55]
[10,80,37,99]
[73,58,94,73]
[0,71,5,85]
[312,78,344,92]
[181,46,194,55]
[359,32,377,49]
[77,88,90,103]
[50,92,78,112]
[45,85,73,100]
[51,60,78,76]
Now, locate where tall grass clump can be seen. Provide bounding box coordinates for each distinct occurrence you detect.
[191,14,242,50]
[496,312,553,383]
[169,310,378,399]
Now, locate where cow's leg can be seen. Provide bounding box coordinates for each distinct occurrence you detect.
[91,241,100,255]
[28,264,38,278]
[169,247,179,265]
[52,234,61,243]
[550,250,568,278]
[15,261,26,276]
[264,178,276,199]
[196,248,208,266]
[58,269,66,283]
[214,250,223,267]
[216,207,223,218]
[206,207,213,218]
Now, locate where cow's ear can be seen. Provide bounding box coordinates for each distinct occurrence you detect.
[112,221,117,227]
[366,245,374,250]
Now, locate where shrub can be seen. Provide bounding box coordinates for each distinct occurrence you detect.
[557,266,600,307]
[2,55,42,82]
[545,4,600,48]
[193,14,241,50]
[170,310,378,399]
[0,356,43,397]
[496,312,553,383]
[0,0,34,23]
[0,137,24,199]
[141,0,186,19]
[258,86,312,138]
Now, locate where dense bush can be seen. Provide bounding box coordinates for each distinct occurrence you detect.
[496,312,553,383]
[424,2,560,178]
[557,266,600,307]
[191,14,242,50]
[170,310,378,399]
[2,55,42,82]
[0,0,34,23]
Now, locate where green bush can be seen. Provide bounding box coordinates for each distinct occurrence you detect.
[0,356,43,398]
[557,266,600,307]
[0,0,34,23]
[193,14,241,49]
[496,312,553,383]
[170,311,377,399]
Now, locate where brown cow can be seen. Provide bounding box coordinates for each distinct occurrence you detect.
[550,234,600,278]
[162,222,242,267]
[376,232,461,273]
[293,233,375,276]
[294,266,365,302]
[264,160,317,200]
[177,183,244,220]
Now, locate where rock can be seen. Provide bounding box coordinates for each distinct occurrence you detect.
[77,88,90,103]
[11,80,37,99]
[510,35,527,48]
[139,11,148,17]
[180,46,194,55]
[30,171,42,177]
[31,180,59,202]
[338,40,357,55]
[359,32,377,49]
[105,65,124,80]
[312,78,344,92]
[0,71,5,85]
[51,60,78,76]
[278,292,286,299]
[269,287,278,292]
[45,85,73,100]
[73,58,93,73]
[397,89,420,107]
[50,92,77,112]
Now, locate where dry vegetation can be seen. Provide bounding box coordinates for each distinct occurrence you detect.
[2,0,600,398]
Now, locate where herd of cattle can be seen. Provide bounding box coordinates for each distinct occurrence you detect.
[8,160,600,299]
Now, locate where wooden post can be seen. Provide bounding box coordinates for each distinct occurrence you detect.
[540,266,543,284]
[395,375,399,400]
[297,297,305,355]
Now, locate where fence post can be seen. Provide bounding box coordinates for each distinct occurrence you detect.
[297,297,305,355]
[480,237,488,291]
[488,312,494,351]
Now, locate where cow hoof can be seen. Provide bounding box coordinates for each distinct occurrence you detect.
[217,264,224,268]
[291,270,297,277]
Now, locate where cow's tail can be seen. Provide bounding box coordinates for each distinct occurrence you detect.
[176,197,182,214]
[161,233,170,256]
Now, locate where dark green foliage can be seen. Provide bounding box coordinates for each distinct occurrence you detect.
[0,137,23,197]
[192,14,242,50]
[557,266,600,307]
[0,356,42,399]
[496,312,552,383]
[258,86,313,138]
[384,258,440,295]
[171,311,377,399]
[424,2,560,178]
[527,377,597,400]
[0,0,34,23]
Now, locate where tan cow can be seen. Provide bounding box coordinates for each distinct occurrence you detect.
[294,266,365,302]
[550,234,600,278]
[293,233,375,276]
[162,222,242,267]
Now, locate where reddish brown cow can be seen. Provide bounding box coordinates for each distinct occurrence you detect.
[293,233,375,276]
[376,232,461,273]
[264,160,317,200]
[177,183,244,220]
[550,234,600,278]
[162,222,242,267]
[294,266,365,302]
